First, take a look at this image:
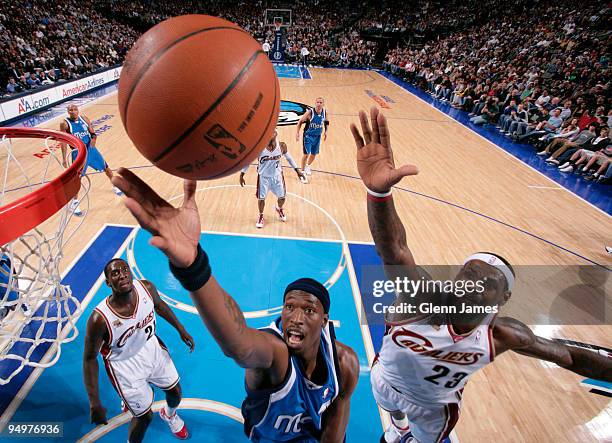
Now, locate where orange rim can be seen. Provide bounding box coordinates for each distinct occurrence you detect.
[0,128,87,245]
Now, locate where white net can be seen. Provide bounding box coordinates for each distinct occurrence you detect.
[0,131,90,385]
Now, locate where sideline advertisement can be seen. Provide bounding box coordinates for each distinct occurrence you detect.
[1,67,122,124]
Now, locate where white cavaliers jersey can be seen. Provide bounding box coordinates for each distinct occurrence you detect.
[377,314,495,405]
[95,280,156,361]
[257,141,283,178]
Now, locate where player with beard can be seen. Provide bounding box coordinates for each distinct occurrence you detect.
[350,107,611,443]
[83,259,195,442]
[111,169,360,442]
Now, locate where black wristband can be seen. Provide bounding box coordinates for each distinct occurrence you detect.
[169,244,211,292]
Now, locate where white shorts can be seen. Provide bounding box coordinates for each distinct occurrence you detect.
[104,336,179,417]
[256,173,285,200]
[371,362,460,443]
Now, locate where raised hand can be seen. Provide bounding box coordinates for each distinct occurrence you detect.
[111,168,200,268]
[350,107,418,193]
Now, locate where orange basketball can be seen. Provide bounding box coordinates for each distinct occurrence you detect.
[118,15,280,180]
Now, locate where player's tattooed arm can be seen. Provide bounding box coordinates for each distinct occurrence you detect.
[351,107,419,273]
[112,168,289,374]
[494,317,612,381]
[142,280,194,351]
[320,342,359,443]
[82,311,108,425]
[190,277,288,371]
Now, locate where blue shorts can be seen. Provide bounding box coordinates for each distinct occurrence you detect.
[71,146,108,176]
[303,135,321,155]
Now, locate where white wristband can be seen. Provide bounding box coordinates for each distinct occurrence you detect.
[366,187,392,198]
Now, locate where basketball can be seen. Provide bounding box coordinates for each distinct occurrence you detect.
[117,15,280,180]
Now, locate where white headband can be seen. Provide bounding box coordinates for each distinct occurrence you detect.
[464,253,514,292]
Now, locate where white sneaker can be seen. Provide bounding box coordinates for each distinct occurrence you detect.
[299,175,309,184]
[559,162,570,169]
[69,199,83,217]
[559,166,573,173]
[20,303,32,317]
[536,151,548,156]
[276,207,287,222]
[159,407,189,440]
[113,186,123,196]
[305,166,312,176]
[256,213,264,229]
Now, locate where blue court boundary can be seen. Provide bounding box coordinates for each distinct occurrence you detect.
[0,226,384,443]
[376,70,611,214]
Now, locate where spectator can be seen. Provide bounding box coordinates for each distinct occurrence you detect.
[542,124,597,164]
[26,73,41,89]
[5,77,22,95]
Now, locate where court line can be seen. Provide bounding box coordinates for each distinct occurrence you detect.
[375,71,610,218]
[293,167,611,270]
[331,112,450,123]
[281,69,379,88]
[344,235,391,431]
[199,229,344,244]
[527,185,564,190]
[0,224,136,430]
[77,398,243,442]
[128,184,348,319]
[4,160,607,268]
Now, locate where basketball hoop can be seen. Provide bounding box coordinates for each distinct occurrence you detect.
[0,127,89,385]
[274,18,282,31]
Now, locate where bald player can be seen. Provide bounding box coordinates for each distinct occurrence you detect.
[351,107,612,443]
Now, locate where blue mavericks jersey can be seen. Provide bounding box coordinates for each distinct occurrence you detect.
[64,116,91,147]
[242,318,341,442]
[304,108,326,139]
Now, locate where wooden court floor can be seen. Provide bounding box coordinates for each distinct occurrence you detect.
[4,68,611,442]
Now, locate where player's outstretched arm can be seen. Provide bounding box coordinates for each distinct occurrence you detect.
[350,107,419,272]
[82,311,108,425]
[111,168,288,370]
[494,317,612,381]
[320,342,359,443]
[142,280,195,352]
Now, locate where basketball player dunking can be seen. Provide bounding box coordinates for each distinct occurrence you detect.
[351,107,612,443]
[240,129,305,228]
[296,97,329,178]
[60,104,122,216]
[83,259,195,442]
[111,170,360,442]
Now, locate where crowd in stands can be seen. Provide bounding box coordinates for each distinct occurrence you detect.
[1,0,609,183]
[99,0,374,68]
[0,0,374,99]
[0,0,138,96]
[383,0,611,184]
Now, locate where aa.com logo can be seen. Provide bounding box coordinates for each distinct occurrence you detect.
[18,96,51,114]
[277,100,309,126]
